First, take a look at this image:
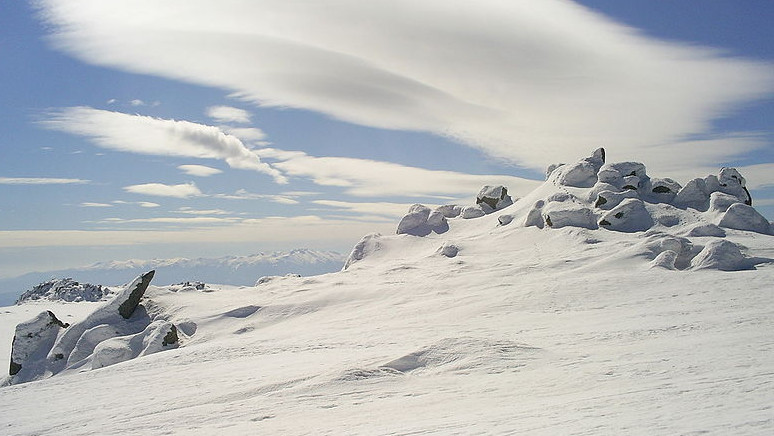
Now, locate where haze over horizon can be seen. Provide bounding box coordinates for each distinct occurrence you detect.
[2,0,773,278]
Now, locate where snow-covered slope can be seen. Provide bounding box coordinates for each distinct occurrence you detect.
[0,249,345,306]
[1,150,772,435]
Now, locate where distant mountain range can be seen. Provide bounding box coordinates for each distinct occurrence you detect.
[0,249,346,306]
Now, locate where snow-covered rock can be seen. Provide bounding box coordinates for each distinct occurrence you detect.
[598,198,653,233]
[476,185,513,213]
[718,203,771,234]
[460,205,486,219]
[343,233,382,270]
[397,204,432,236]
[8,311,69,378]
[690,239,752,271]
[549,148,605,188]
[542,196,596,229]
[16,278,111,304]
[5,271,175,385]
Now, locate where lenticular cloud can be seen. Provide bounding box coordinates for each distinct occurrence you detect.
[36,0,774,172]
[42,107,286,183]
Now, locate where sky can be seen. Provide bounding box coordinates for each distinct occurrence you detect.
[0,0,773,279]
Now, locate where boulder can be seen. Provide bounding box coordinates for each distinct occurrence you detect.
[598,198,654,233]
[461,205,486,219]
[498,214,514,226]
[708,191,743,213]
[396,204,432,236]
[437,242,459,258]
[523,200,545,228]
[690,239,752,271]
[674,178,710,211]
[718,203,771,234]
[550,148,606,188]
[476,185,513,212]
[593,189,638,210]
[684,223,726,238]
[542,201,596,229]
[343,233,382,270]
[118,270,155,319]
[648,178,682,203]
[718,167,752,205]
[435,204,462,219]
[9,311,69,377]
[426,210,449,234]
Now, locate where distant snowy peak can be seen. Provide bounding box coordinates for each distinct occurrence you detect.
[86,249,344,271]
[16,278,113,305]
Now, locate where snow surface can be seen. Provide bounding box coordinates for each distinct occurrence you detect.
[1,151,773,435]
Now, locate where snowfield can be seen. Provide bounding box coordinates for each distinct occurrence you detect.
[1,150,773,435]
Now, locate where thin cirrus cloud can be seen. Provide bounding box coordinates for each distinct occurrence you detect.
[0,177,90,185]
[123,182,202,198]
[257,148,542,198]
[36,0,774,175]
[178,164,223,177]
[41,106,287,183]
[206,105,252,124]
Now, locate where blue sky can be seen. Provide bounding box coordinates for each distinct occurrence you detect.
[1,0,773,278]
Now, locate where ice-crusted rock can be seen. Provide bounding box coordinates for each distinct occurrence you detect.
[718,167,752,206]
[396,204,448,236]
[708,191,743,213]
[718,203,771,234]
[6,271,161,385]
[435,204,462,219]
[498,214,514,226]
[476,185,513,213]
[9,311,69,377]
[648,178,682,203]
[690,239,752,271]
[593,189,638,210]
[91,320,179,369]
[674,178,710,211]
[437,242,459,258]
[674,168,753,212]
[684,223,726,238]
[650,250,679,270]
[397,204,432,236]
[16,278,111,304]
[524,200,545,228]
[343,233,382,270]
[461,205,486,219]
[542,198,596,229]
[550,148,606,188]
[598,198,653,233]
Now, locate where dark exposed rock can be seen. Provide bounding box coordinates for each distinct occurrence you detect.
[476,185,513,212]
[118,270,155,319]
[162,325,179,347]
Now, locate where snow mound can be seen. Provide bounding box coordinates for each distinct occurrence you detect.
[16,278,112,304]
[690,239,753,271]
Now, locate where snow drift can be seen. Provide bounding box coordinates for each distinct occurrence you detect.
[2,149,773,435]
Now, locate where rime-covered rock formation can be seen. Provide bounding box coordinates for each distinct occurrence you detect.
[16,278,111,304]
[5,271,185,385]
[355,148,772,273]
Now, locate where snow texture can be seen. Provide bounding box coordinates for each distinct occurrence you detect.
[1,149,773,435]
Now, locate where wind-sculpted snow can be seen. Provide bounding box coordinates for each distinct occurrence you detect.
[380,148,772,273]
[1,150,773,434]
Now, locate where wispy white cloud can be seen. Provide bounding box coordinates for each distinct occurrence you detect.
[313,200,412,218]
[257,148,541,198]
[177,207,232,216]
[0,216,394,248]
[220,126,267,143]
[213,189,300,204]
[102,216,239,225]
[41,106,287,183]
[124,182,202,198]
[80,202,112,208]
[0,177,90,185]
[178,164,223,177]
[129,99,145,106]
[112,200,161,208]
[37,0,774,173]
[206,105,251,124]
